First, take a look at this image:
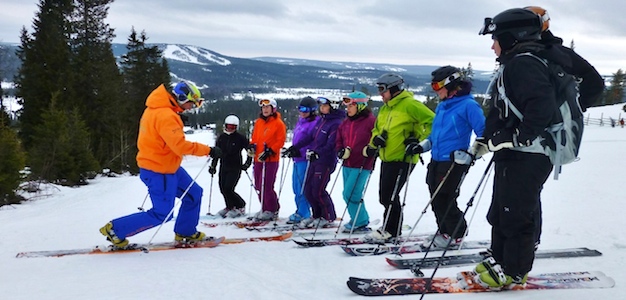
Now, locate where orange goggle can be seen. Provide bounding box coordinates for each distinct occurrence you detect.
[258,99,272,106]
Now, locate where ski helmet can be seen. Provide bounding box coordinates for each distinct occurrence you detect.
[258,98,278,112]
[173,80,203,108]
[431,66,464,91]
[223,115,239,134]
[298,96,318,113]
[479,8,542,51]
[316,96,341,110]
[342,91,369,113]
[376,73,404,95]
[524,6,550,32]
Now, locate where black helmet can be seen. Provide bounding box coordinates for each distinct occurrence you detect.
[376,73,404,94]
[479,8,542,51]
[298,96,318,113]
[431,66,464,91]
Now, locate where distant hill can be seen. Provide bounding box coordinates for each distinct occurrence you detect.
[2,42,492,97]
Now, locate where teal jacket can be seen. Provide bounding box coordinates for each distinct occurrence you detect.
[370,90,434,163]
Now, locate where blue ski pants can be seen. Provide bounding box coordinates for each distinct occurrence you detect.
[342,166,371,228]
[291,160,311,218]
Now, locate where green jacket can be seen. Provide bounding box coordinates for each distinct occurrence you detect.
[370,90,434,163]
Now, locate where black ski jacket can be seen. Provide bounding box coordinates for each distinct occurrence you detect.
[215,131,249,171]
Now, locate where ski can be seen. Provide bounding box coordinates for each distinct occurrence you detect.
[200,218,288,228]
[386,247,602,269]
[294,233,431,248]
[16,236,226,258]
[341,240,491,256]
[347,271,615,296]
[222,231,293,244]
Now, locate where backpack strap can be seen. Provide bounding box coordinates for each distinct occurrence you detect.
[498,52,549,122]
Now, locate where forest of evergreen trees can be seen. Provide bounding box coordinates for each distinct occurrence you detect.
[0,0,624,206]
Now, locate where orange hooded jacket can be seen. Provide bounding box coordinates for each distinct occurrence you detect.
[136,84,212,174]
[250,112,286,163]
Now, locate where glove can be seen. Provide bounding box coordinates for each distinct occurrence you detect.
[372,133,387,148]
[337,147,351,160]
[488,128,522,152]
[306,149,319,162]
[209,147,222,159]
[451,150,474,166]
[404,138,429,156]
[362,146,378,158]
[246,144,256,157]
[241,157,252,171]
[258,147,275,162]
[208,166,216,175]
[282,146,300,158]
[469,137,489,159]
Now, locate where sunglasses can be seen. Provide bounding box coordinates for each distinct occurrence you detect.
[298,105,315,113]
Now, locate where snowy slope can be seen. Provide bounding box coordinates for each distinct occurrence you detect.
[1,105,626,300]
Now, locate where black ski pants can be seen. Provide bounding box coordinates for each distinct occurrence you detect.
[487,152,552,278]
[426,160,469,239]
[218,167,246,209]
[379,161,413,238]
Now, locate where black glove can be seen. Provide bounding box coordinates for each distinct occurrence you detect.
[209,147,222,159]
[469,137,489,159]
[258,147,275,162]
[404,137,421,156]
[362,146,378,158]
[337,147,351,159]
[306,150,319,162]
[372,133,387,148]
[208,166,216,175]
[282,146,300,158]
[246,144,256,157]
[241,157,252,171]
[488,128,524,152]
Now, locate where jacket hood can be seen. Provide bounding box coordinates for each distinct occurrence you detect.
[145,84,183,113]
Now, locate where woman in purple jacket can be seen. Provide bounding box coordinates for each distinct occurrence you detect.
[284,97,319,223]
[335,92,376,232]
[287,96,345,228]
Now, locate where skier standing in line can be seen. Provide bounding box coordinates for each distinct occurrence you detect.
[249,98,286,221]
[363,73,434,242]
[286,96,345,228]
[335,92,376,232]
[100,81,222,247]
[412,66,485,248]
[282,96,319,224]
[472,8,569,289]
[210,115,252,218]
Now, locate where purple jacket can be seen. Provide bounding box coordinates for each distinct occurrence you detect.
[293,109,346,167]
[292,115,319,163]
[336,109,376,170]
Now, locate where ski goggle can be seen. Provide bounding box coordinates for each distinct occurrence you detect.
[377,85,388,93]
[316,97,330,104]
[298,105,315,113]
[175,84,204,108]
[225,124,237,130]
[259,99,272,106]
[431,72,462,91]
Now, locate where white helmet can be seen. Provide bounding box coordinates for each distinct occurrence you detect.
[223,115,239,134]
[224,115,240,126]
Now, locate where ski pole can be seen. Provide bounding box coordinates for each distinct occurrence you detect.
[328,159,343,195]
[335,155,372,238]
[394,156,416,240]
[414,158,494,300]
[206,158,218,215]
[137,192,150,211]
[146,157,212,245]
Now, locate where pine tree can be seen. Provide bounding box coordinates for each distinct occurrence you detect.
[28,94,98,186]
[15,0,75,150]
[118,28,170,173]
[70,0,123,169]
[604,69,625,105]
[0,122,26,205]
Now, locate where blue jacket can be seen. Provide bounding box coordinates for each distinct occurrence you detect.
[292,115,319,163]
[429,94,485,162]
[293,109,346,167]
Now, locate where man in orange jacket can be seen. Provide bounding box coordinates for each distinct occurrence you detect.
[249,98,286,221]
[100,81,222,248]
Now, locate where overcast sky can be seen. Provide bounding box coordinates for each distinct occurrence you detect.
[1,0,625,75]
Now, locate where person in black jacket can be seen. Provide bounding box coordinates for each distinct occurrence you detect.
[470,8,574,289]
[210,115,252,218]
[525,6,605,111]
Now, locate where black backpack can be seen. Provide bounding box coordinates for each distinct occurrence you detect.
[514,53,584,179]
